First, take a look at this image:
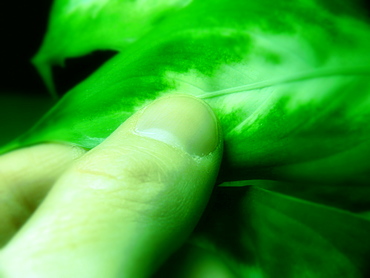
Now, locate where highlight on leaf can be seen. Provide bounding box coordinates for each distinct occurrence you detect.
[2,0,370,277]
[6,0,370,185]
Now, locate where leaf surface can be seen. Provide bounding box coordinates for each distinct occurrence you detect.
[32,0,192,95]
[4,0,370,186]
[189,186,370,278]
[3,1,370,276]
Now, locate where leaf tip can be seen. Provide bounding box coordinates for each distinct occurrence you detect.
[31,53,58,99]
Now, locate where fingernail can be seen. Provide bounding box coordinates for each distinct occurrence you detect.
[134,95,219,156]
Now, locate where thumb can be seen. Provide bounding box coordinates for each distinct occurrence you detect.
[1,95,222,278]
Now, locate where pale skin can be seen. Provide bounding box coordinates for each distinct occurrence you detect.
[0,95,223,278]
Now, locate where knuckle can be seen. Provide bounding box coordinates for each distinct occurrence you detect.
[73,146,182,191]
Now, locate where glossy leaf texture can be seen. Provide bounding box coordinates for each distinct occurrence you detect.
[2,1,370,277]
[182,185,370,278]
[2,0,370,188]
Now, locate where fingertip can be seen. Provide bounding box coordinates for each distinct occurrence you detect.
[134,95,221,157]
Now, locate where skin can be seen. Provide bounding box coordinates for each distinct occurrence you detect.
[0,95,223,278]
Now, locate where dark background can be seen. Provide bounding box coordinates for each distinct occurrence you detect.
[0,0,115,97]
[0,0,52,96]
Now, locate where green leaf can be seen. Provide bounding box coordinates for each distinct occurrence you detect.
[4,0,370,186]
[221,179,370,214]
[3,1,370,276]
[189,186,370,278]
[32,0,192,96]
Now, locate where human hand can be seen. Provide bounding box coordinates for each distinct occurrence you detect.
[0,95,222,278]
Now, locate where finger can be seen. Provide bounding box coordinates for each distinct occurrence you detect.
[0,143,86,247]
[1,95,223,278]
